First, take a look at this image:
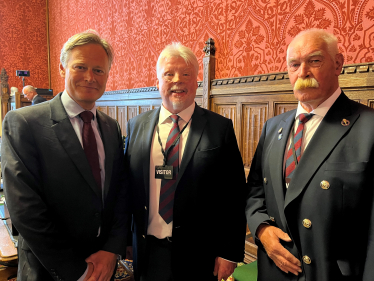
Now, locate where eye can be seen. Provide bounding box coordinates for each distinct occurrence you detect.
[183,73,190,76]
[94,69,105,75]
[74,65,85,71]
[288,63,300,70]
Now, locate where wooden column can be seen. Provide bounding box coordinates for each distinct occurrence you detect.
[0,68,10,123]
[202,38,216,110]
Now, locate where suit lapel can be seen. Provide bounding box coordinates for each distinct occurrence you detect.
[268,111,296,229]
[175,105,206,188]
[97,111,113,199]
[285,93,358,208]
[50,94,102,200]
[142,108,161,204]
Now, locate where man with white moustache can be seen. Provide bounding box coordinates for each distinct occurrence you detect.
[125,42,247,281]
[245,28,374,281]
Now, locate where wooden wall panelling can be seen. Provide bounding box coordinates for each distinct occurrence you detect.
[127,106,138,121]
[241,103,268,171]
[97,106,108,114]
[117,106,127,136]
[108,106,117,120]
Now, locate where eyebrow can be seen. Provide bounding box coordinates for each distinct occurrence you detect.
[288,51,324,63]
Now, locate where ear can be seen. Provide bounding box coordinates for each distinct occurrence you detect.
[59,63,66,78]
[335,53,344,76]
[156,79,159,90]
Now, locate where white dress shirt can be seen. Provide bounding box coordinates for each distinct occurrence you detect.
[283,87,342,181]
[147,102,195,239]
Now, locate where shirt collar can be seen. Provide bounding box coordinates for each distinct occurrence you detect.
[295,87,341,119]
[61,90,97,119]
[159,102,195,124]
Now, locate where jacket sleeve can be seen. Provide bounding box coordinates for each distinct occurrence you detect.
[245,121,271,237]
[101,119,131,257]
[215,119,247,262]
[1,110,87,281]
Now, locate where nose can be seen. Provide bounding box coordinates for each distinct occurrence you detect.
[298,62,310,79]
[171,73,182,83]
[84,69,95,83]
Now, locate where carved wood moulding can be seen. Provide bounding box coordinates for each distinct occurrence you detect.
[211,62,374,87]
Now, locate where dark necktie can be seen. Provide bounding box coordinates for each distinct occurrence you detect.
[159,115,180,224]
[80,111,102,190]
[285,113,314,183]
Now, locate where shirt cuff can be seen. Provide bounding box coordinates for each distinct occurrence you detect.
[77,265,88,281]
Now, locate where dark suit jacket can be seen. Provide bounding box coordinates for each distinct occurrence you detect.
[2,93,129,281]
[245,92,374,281]
[32,94,47,105]
[125,104,247,281]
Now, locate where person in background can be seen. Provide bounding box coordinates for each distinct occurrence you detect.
[22,85,47,104]
[2,30,130,281]
[245,28,374,281]
[125,42,247,281]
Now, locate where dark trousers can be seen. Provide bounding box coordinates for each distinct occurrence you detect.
[139,236,217,281]
[140,235,174,281]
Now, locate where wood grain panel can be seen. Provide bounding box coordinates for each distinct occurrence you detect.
[97,106,108,114]
[216,104,236,125]
[108,106,116,119]
[242,104,268,168]
[118,106,127,136]
[140,106,151,114]
[274,102,297,116]
[368,100,374,109]
[128,106,138,121]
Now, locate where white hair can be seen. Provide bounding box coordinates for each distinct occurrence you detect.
[156,42,199,77]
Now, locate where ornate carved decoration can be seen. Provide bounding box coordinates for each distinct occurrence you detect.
[202,38,216,110]
[211,63,374,86]
[203,38,216,56]
[0,68,10,121]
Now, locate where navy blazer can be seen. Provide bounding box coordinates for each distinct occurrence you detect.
[246,92,374,281]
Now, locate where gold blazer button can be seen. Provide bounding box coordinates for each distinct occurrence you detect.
[302,219,312,228]
[320,180,330,190]
[303,255,312,264]
[264,178,268,184]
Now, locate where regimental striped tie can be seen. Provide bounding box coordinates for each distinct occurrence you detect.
[285,113,314,183]
[159,115,180,224]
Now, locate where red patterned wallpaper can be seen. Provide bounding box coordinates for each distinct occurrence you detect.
[47,0,374,93]
[0,0,49,91]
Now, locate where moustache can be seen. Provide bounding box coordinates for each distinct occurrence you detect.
[294,78,319,90]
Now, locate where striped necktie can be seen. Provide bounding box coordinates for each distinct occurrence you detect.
[159,115,180,224]
[285,113,314,183]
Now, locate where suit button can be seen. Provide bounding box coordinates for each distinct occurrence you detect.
[145,206,147,210]
[303,255,311,264]
[302,219,312,228]
[264,178,268,184]
[142,235,145,238]
[320,180,330,190]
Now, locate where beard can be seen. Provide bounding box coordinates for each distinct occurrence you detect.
[294,78,319,90]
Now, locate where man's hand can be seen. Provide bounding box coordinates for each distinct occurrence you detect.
[213,257,236,281]
[84,250,117,281]
[257,224,302,275]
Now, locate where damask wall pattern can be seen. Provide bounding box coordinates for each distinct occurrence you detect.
[47,0,374,93]
[0,0,49,91]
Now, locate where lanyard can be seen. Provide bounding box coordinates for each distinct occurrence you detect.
[156,117,191,166]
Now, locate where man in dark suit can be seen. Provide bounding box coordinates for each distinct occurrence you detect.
[2,30,129,281]
[125,43,246,281]
[22,85,47,105]
[245,28,374,281]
